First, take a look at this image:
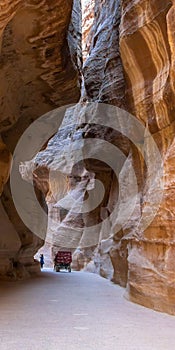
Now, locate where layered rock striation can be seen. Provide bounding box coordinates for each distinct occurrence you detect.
[21,0,128,276]
[120,0,175,314]
[2,0,175,316]
[28,0,175,315]
[82,0,95,61]
[0,0,81,278]
[83,0,126,106]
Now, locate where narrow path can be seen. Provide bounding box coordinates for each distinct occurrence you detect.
[0,269,175,350]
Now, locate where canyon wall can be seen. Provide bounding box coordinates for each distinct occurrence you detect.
[82,0,175,315]
[1,0,175,315]
[0,0,81,278]
[120,0,175,315]
[29,0,175,315]
[83,0,126,106]
[21,0,128,278]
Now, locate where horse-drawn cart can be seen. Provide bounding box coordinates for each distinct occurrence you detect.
[54,251,72,273]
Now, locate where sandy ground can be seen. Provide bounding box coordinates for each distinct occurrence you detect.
[0,269,175,350]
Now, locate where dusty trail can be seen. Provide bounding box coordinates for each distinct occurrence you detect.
[0,269,174,350]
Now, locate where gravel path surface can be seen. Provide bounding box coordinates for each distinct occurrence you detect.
[0,269,175,350]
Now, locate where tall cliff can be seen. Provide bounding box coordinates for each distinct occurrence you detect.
[0,0,81,278]
[120,0,175,315]
[78,0,175,315]
[1,0,175,316]
[24,0,175,315]
[82,0,175,315]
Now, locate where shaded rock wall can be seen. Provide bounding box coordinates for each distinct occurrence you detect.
[0,0,81,278]
[23,0,131,285]
[83,0,126,106]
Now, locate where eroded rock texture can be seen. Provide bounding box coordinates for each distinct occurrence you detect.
[83,0,126,106]
[82,0,95,61]
[21,0,128,276]
[77,0,175,315]
[10,0,175,315]
[120,0,175,315]
[0,0,81,278]
[30,0,175,315]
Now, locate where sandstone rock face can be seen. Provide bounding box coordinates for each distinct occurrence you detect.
[29,0,175,315]
[0,0,81,278]
[0,0,81,138]
[73,0,175,316]
[82,0,95,61]
[83,0,126,107]
[4,0,175,315]
[0,139,12,196]
[119,0,175,315]
[21,0,128,281]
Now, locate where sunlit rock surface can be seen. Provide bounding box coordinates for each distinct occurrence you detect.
[120,0,175,315]
[82,0,95,61]
[0,0,81,278]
